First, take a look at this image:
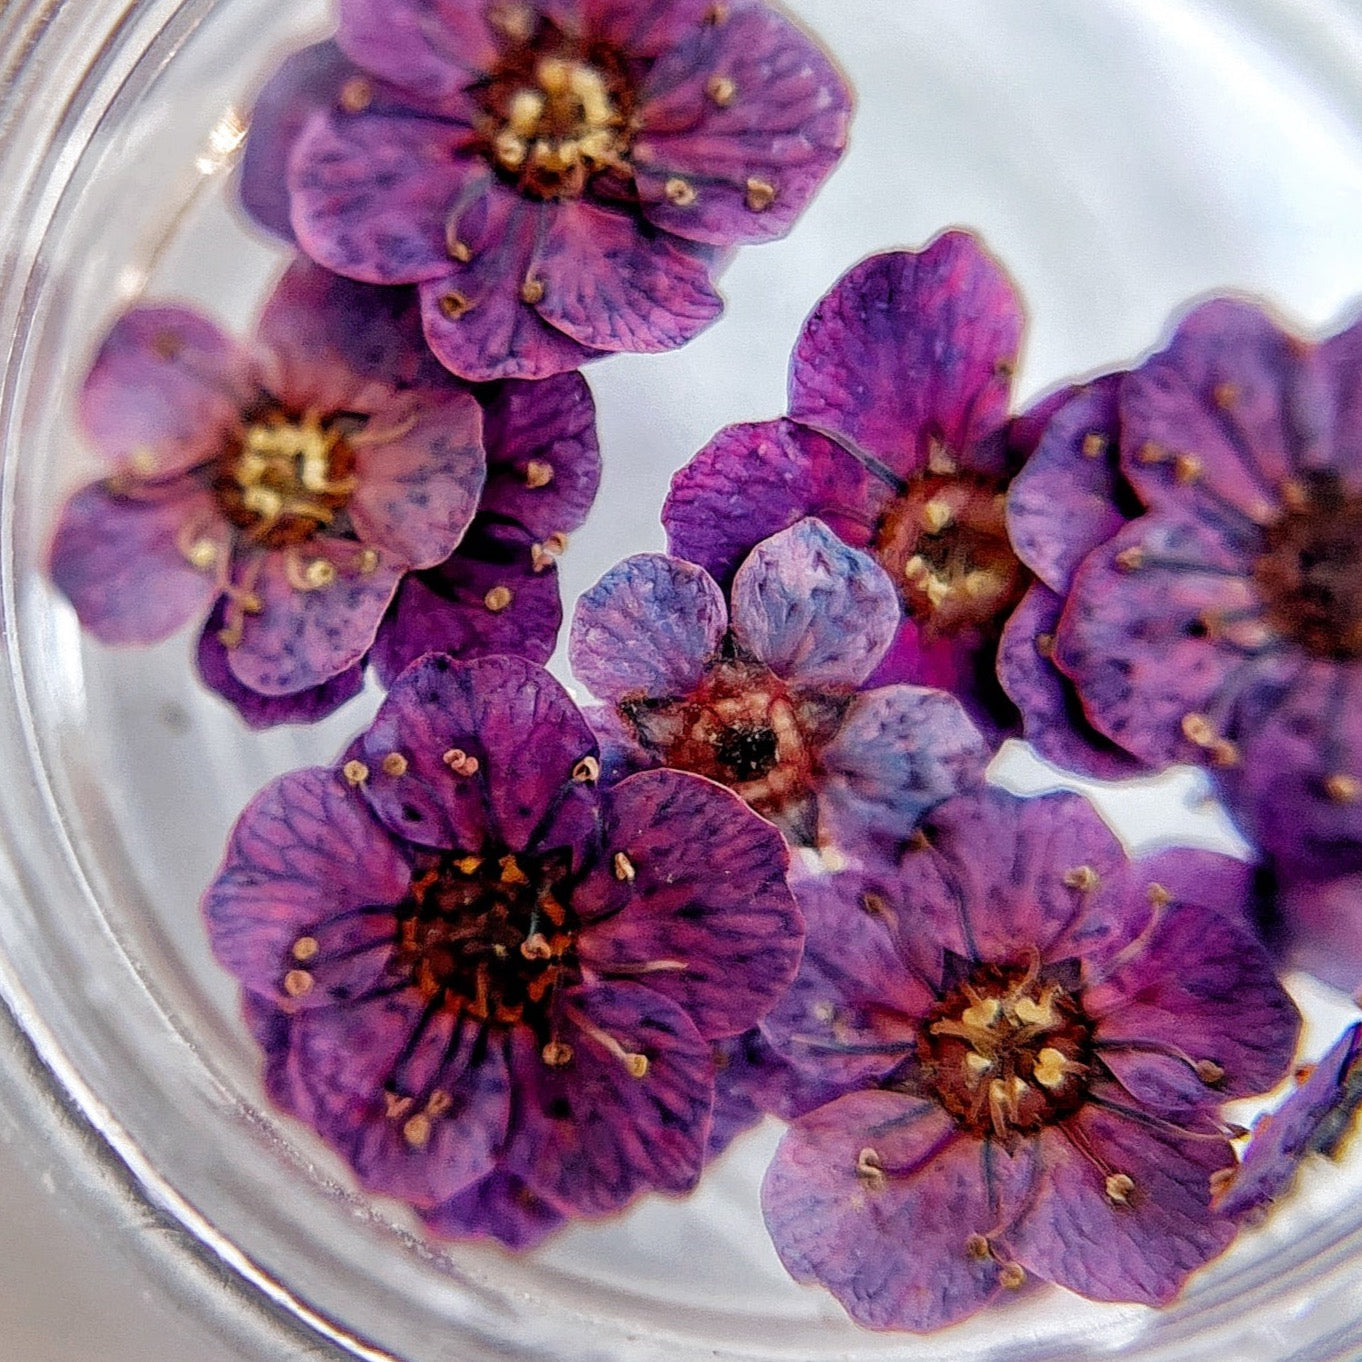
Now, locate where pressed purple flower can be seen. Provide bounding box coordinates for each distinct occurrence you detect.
[203,654,803,1242]
[245,1,851,381]
[663,232,1033,736]
[1272,868,1362,998]
[759,788,1299,1331]
[1043,301,1362,876]
[570,517,990,854]
[1215,1022,1362,1222]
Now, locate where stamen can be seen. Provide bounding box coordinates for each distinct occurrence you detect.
[520,932,553,960]
[664,177,697,207]
[921,497,954,534]
[438,291,473,320]
[292,936,319,963]
[520,277,545,305]
[402,1113,432,1149]
[1104,1172,1135,1205]
[542,1039,574,1067]
[1114,545,1146,572]
[342,760,369,786]
[706,75,736,106]
[382,752,408,777]
[999,1262,1026,1290]
[1081,432,1107,459]
[283,969,313,998]
[572,756,600,783]
[965,1233,991,1260]
[338,77,373,114]
[745,177,777,211]
[1147,881,1172,907]
[1326,773,1362,804]
[855,1147,887,1192]
[442,748,480,777]
[484,585,513,613]
[1033,1047,1071,1089]
[524,460,554,488]
[1174,453,1202,483]
[499,855,530,886]
[1062,865,1099,892]
[613,852,636,882]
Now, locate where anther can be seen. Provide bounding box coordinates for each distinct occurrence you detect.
[357,547,380,573]
[921,497,954,534]
[1174,452,1202,483]
[1326,773,1362,804]
[447,234,472,264]
[745,177,777,211]
[402,1113,432,1149]
[855,1147,887,1192]
[520,932,553,960]
[572,755,600,783]
[1209,1167,1237,1198]
[524,460,554,488]
[1081,432,1107,459]
[425,1089,453,1117]
[1063,864,1099,892]
[1280,479,1309,512]
[292,936,319,963]
[338,77,373,113]
[438,291,473,320]
[1208,737,1240,768]
[499,855,530,886]
[1137,442,1167,465]
[484,585,513,612]
[1114,545,1146,572]
[1105,1173,1136,1205]
[705,2,729,22]
[1181,712,1217,747]
[1196,1059,1226,1085]
[965,1233,991,1260]
[1146,881,1172,907]
[1033,1048,1070,1090]
[664,177,697,207]
[544,530,570,555]
[342,759,369,786]
[442,748,480,777]
[542,1040,574,1067]
[999,1262,1027,1290]
[283,969,314,998]
[520,277,545,304]
[624,1052,650,1079]
[1035,632,1056,658]
[301,558,337,590]
[184,538,218,569]
[129,449,158,474]
[706,74,736,106]
[454,855,482,875]
[489,0,534,40]
[613,851,636,882]
[1213,383,1238,410]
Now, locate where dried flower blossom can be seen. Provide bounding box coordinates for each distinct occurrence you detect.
[246,1,851,382]
[663,232,1033,735]
[204,654,802,1241]
[760,788,1299,1331]
[570,517,989,854]
[1215,1022,1362,1221]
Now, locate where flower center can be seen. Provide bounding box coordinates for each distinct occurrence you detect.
[215,409,356,549]
[920,958,1092,1141]
[392,849,577,1032]
[1255,471,1362,660]
[873,469,1028,638]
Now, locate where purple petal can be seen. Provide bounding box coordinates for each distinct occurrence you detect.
[196,602,365,729]
[1319,312,1362,488]
[729,518,899,687]
[577,769,801,1038]
[570,554,727,704]
[546,0,724,58]
[227,544,404,696]
[1013,1102,1235,1305]
[633,3,850,246]
[788,234,1024,478]
[79,306,255,476]
[241,991,313,1122]
[336,0,497,101]
[534,200,723,353]
[1278,870,1362,994]
[1216,1023,1362,1218]
[479,373,602,538]
[370,520,563,687]
[763,1093,1034,1332]
[359,654,598,853]
[239,42,360,242]
[294,994,508,1209]
[581,702,653,785]
[1006,375,1129,593]
[816,685,990,855]
[421,1170,565,1250]
[998,584,1154,782]
[48,481,225,645]
[1128,846,1262,933]
[663,418,885,587]
[201,766,408,1006]
[504,981,713,1217]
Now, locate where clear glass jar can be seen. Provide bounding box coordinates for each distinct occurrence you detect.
[3,0,1362,1357]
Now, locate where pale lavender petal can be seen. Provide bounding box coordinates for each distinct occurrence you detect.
[336,0,498,100]
[1318,312,1362,488]
[421,1170,565,1250]
[1278,870,1362,994]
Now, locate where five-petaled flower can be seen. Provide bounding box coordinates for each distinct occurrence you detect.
[242,0,852,381]
[203,653,803,1244]
[760,788,1299,1330]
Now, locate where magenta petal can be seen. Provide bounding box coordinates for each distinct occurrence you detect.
[294,995,508,1209]
[201,766,408,1006]
[762,1094,1032,1332]
[570,555,727,704]
[534,201,723,353]
[817,685,990,855]
[479,373,602,538]
[421,1170,565,1250]
[1319,313,1362,488]
[336,0,498,101]
[290,110,468,285]
[360,654,598,853]
[348,387,486,567]
[228,545,403,696]
[634,3,850,246]
[505,982,713,1217]
[663,419,885,587]
[48,481,225,645]
[576,769,800,1039]
[1013,1103,1235,1305]
[788,234,1024,477]
[79,306,254,476]
[730,518,899,688]
[547,0,716,58]
[1278,871,1362,994]
[241,991,313,1123]
[370,520,563,687]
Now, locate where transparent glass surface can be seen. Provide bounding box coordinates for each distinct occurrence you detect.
[3,1,1362,1357]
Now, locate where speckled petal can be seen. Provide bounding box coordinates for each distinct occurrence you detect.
[48,481,226,645]
[817,685,989,856]
[1216,1023,1362,1219]
[290,110,469,285]
[227,545,404,696]
[201,766,408,1006]
[294,994,508,1209]
[634,3,850,246]
[663,418,885,586]
[421,1170,566,1250]
[533,200,723,353]
[478,373,602,538]
[336,0,498,101]
[998,584,1153,782]
[763,1093,1034,1332]
[1013,1101,1235,1305]
[359,654,599,854]
[788,234,1023,478]
[79,306,255,477]
[570,555,728,704]
[370,520,563,687]
[729,518,899,688]
[1278,871,1362,994]
[196,602,365,729]
[1006,375,1128,593]
[504,981,713,1217]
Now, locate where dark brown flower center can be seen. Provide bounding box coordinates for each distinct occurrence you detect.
[1255,471,1362,660]
[873,469,1027,638]
[920,959,1092,1141]
[214,407,356,550]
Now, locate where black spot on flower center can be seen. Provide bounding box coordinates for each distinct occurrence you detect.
[1255,471,1362,660]
[920,958,1092,1141]
[711,722,780,783]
